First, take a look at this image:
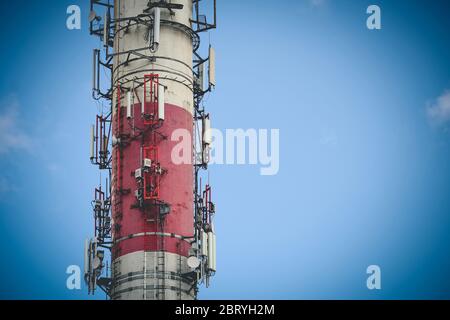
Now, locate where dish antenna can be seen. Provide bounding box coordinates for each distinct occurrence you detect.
[89,10,101,23]
[93,257,102,270]
[187,256,201,269]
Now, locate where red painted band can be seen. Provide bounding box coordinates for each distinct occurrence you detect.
[112,103,193,259]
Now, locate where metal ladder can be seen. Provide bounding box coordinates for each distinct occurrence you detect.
[156,216,166,300]
[177,242,183,300]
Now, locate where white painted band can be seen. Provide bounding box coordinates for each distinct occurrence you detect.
[114,232,192,244]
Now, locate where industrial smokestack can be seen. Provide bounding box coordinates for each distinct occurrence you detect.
[85,0,218,300]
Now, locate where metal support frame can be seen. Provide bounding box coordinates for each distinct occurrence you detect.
[192,0,217,33]
[143,146,160,200]
[93,186,112,247]
[91,114,111,169]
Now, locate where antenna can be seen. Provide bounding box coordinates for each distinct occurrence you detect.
[196,63,205,92]
[202,114,212,145]
[150,7,161,52]
[89,10,100,23]
[92,49,98,93]
[208,46,216,88]
[126,91,132,119]
[103,12,109,47]
[158,84,165,120]
[90,125,95,160]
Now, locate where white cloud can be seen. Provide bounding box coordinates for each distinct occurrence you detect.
[0,96,32,154]
[426,90,450,128]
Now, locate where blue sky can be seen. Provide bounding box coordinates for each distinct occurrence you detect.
[0,0,450,299]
